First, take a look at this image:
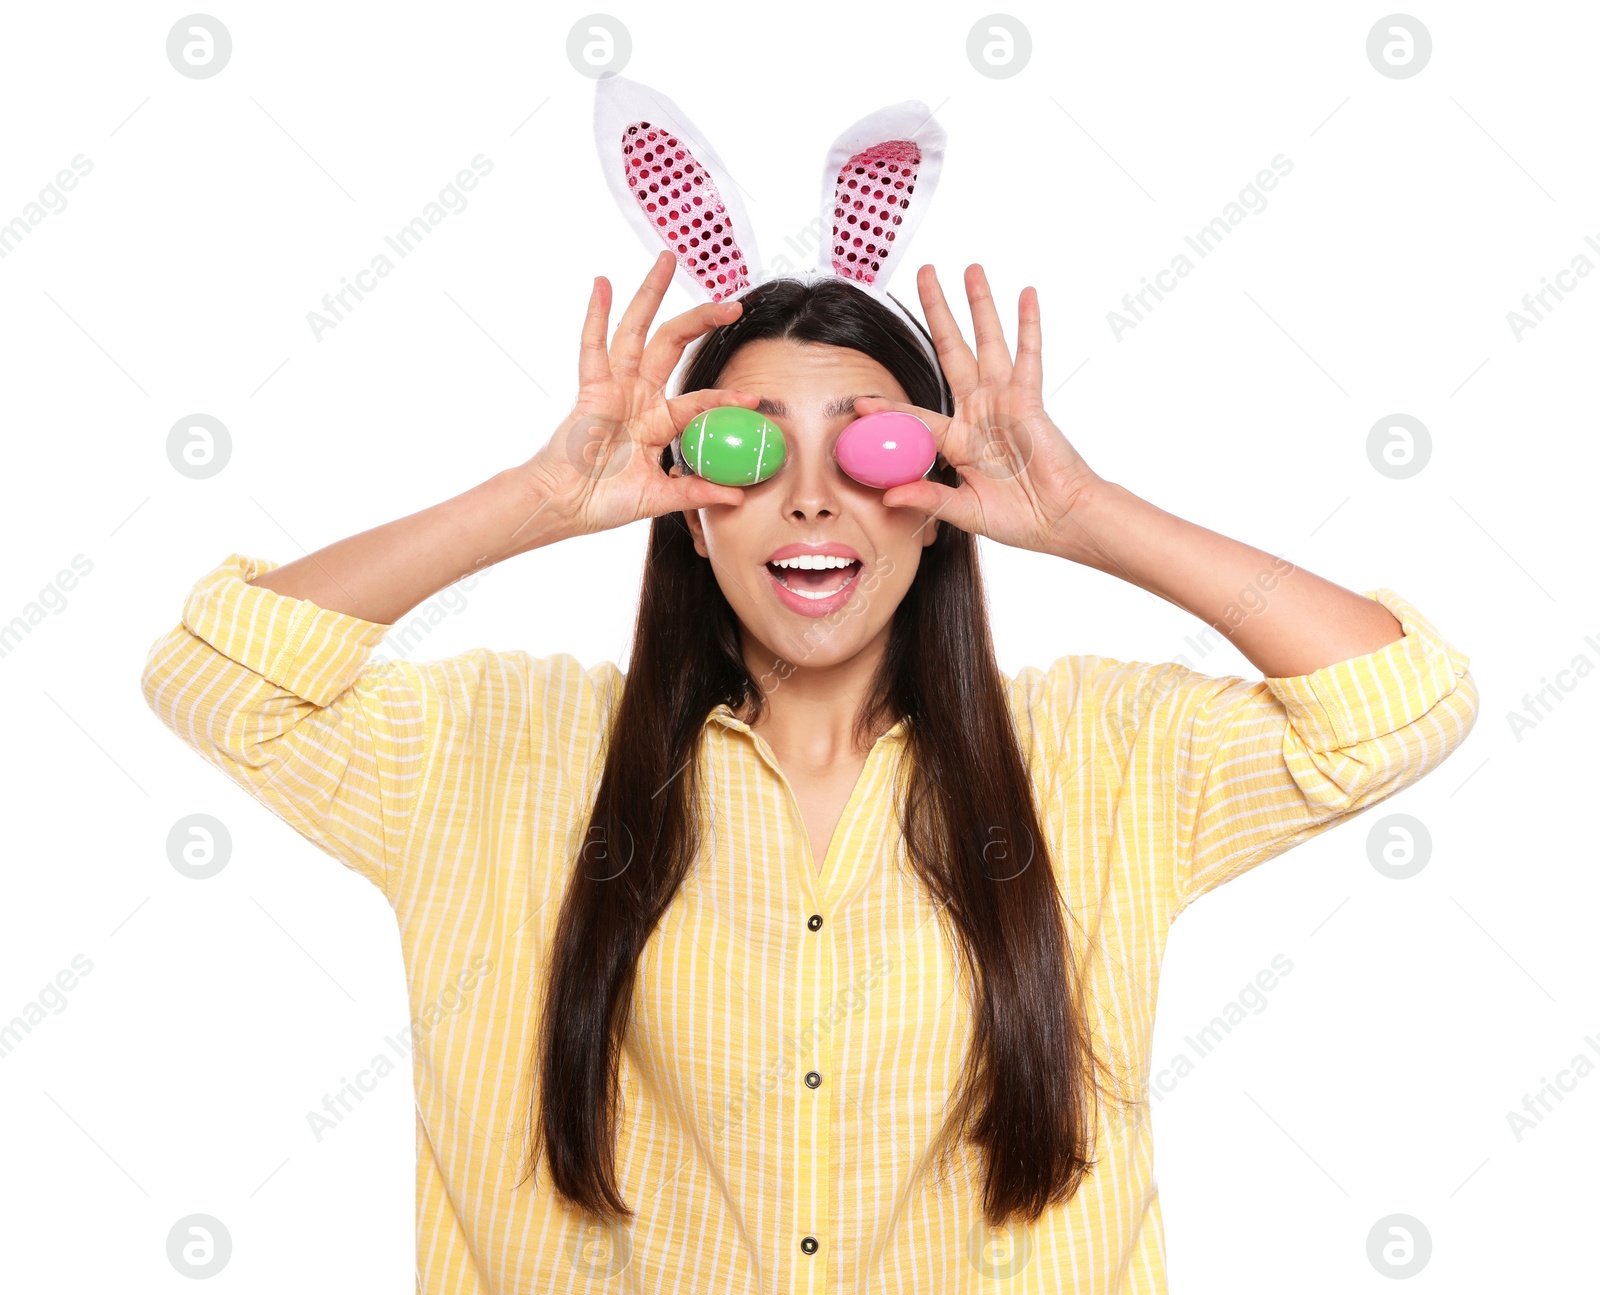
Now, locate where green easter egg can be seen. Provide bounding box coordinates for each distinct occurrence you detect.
[680,406,787,486]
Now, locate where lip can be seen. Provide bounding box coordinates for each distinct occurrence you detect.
[762,541,865,618]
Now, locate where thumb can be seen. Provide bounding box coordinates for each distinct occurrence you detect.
[653,472,747,515]
[880,478,969,528]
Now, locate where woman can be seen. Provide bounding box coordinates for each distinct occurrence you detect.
[140,250,1479,1291]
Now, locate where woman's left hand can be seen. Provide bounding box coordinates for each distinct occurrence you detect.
[854,263,1102,556]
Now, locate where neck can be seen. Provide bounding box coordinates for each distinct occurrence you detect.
[737,629,894,763]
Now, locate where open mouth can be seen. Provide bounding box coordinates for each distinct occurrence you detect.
[765,556,862,601]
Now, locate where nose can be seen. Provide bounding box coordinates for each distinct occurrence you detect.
[774,431,845,519]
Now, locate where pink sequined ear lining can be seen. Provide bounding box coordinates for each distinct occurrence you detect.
[622,121,751,302]
[831,141,921,286]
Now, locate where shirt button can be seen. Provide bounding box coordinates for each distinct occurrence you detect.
[800,1235,819,1255]
[807,914,823,931]
[804,1070,822,1089]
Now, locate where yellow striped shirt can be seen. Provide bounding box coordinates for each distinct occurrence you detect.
[139,552,1479,1292]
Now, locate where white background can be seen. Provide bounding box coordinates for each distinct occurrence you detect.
[0,1,1593,1290]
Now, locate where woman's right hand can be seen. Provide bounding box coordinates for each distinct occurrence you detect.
[519,249,760,537]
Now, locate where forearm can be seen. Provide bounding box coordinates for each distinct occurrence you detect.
[1054,478,1403,679]
[246,467,572,626]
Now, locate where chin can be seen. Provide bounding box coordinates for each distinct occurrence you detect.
[743,614,871,672]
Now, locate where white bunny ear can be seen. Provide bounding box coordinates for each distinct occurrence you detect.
[593,73,763,303]
[817,100,946,297]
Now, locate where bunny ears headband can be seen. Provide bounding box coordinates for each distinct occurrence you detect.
[592,72,949,400]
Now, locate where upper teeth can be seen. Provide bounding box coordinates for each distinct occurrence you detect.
[771,555,855,569]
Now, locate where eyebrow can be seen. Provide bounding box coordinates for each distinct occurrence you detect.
[755,394,879,419]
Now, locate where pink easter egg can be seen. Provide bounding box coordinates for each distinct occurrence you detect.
[834,411,937,489]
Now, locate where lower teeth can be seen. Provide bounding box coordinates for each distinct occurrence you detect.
[772,565,858,601]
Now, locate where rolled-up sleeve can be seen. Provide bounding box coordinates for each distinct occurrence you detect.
[138,553,422,901]
[1024,587,1479,919]
[1160,587,1477,912]
[139,553,619,906]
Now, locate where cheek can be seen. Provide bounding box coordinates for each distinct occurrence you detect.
[857,541,919,601]
[879,511,937,565]
[700,514,752,564]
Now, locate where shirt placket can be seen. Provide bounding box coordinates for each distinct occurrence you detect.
[793,847,834,1292]
[795,743,897,1293]
[716,710,837,1289]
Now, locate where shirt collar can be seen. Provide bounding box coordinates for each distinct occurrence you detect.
[707,703,909,744]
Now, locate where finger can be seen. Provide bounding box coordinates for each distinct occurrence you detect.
[1014,285,1043,395]
[847,394,956,460]
[577,275,614,390]
[964,264,1014,384]
[610,250,677,381]
[917,264,979,395]
[661,386,762,439]
[637,296,745,391]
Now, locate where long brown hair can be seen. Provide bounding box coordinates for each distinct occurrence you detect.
[520,275,1127,1229]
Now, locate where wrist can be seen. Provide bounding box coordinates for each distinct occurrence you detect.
[487,465,580,560]
[1049,475,1134,570]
